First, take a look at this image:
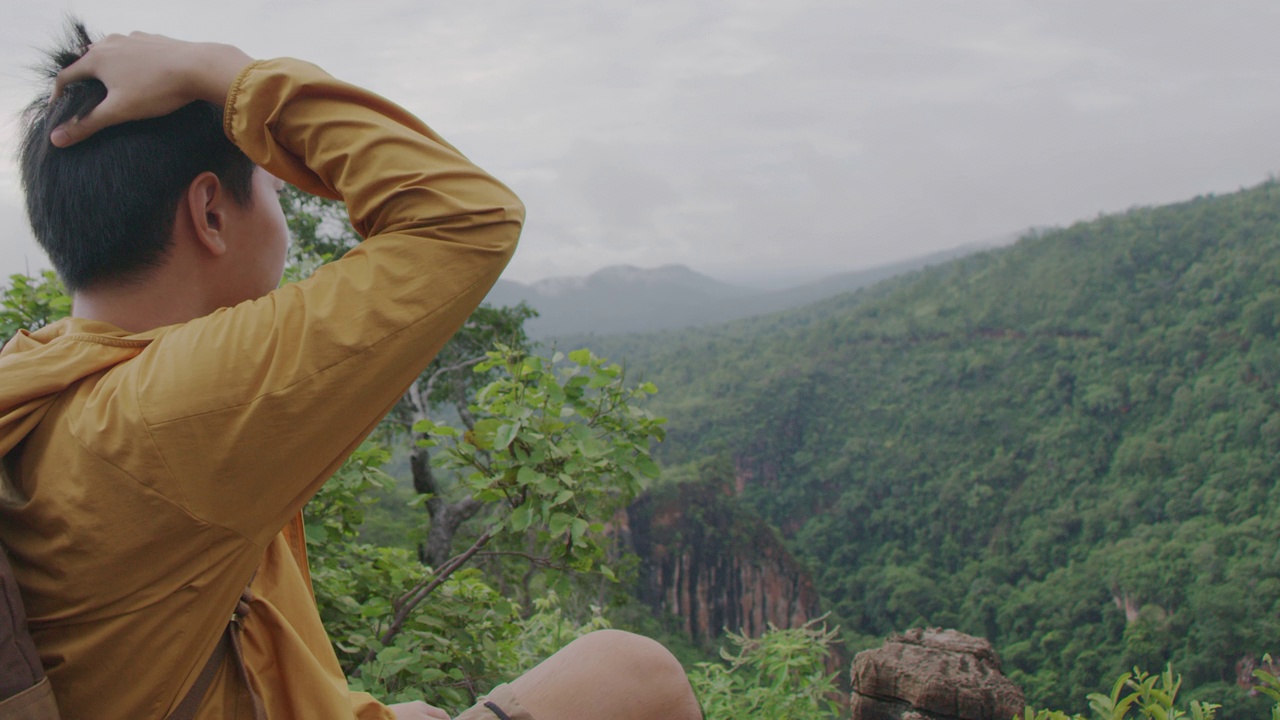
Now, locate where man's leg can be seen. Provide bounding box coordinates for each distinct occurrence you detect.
[495,629,701,720]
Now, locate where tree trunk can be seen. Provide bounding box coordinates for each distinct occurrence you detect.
[412,444,482,568]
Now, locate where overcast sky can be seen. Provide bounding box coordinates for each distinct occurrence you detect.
[2,1,1279,287]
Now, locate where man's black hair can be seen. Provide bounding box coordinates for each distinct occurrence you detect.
[19,20,256,293]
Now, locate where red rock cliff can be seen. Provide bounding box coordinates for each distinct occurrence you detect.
[624,477,823,643]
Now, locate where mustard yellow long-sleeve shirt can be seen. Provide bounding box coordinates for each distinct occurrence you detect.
[0,58,523,719]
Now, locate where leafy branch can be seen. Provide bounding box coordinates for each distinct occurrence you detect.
[339,345,663,679]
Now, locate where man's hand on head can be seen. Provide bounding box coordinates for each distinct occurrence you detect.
[49,32,253,148]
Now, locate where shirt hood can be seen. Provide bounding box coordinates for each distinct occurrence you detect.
[0,318,152,456]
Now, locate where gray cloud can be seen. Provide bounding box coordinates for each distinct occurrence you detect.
[2,0,1278,285]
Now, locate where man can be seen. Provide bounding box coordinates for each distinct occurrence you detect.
[0,24,700,720]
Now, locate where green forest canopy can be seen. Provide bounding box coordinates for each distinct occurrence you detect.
[584,180,1280,714]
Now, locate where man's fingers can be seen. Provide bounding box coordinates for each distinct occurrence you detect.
[50,98,119,148]
[45,33,250,148]
[49,119,80,148]
[50,54,96,104]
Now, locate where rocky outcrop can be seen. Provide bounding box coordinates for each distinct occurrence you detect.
[851,628,1025,720]
[1237,654,1280,695]
[624,478,822,644]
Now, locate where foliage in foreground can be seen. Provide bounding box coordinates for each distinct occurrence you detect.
[415,346,664,581]
[689,618,843,720]
[0,270,67,338]
[306,439,614,710]
[1026,660,1280,720]
[305,345,661,710]
[1024,666,1220,720]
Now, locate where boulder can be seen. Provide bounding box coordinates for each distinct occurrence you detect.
[850,628,1025,720]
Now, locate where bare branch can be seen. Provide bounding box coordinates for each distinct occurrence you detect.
[348,528,495,676]
[421,355,487,404]
[474,550,572,572]
[455,399,477,431]
[456,496,484,523]
[407,381,429,423]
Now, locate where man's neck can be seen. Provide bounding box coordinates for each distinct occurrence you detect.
[72,280,213,334]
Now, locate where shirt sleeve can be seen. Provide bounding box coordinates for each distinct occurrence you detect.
[126,58,523,547]
[351,690,396,720]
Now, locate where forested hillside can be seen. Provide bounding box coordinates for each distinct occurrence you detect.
[584,180,1280,714]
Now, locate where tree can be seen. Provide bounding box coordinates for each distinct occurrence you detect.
[391,346,664,648]
[397,303,538,569]
[0,270,68,338]
[304,345,665,706]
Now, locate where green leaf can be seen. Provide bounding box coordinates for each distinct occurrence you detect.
[538,474,563,495]
[418,668,448,683]
[510,503,534,532]
[636,454,661,479]
[549,512,574,537]
[494,422,520,450]
[468,418,502,450]
[516,465,541,486]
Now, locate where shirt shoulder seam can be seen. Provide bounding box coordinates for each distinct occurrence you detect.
[69,407,262,550]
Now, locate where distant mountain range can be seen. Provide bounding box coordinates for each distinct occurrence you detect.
[484,243,1002,338]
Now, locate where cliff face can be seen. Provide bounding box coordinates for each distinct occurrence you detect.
[624,477,822,643]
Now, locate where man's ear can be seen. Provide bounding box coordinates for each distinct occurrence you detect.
[184,171,229,257]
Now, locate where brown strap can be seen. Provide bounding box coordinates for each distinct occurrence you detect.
[0,677,61,720]
[165,586,265,720]
[0,544,47,697]
[160,517,309,720]
[228,614,267,720]
[483,702,514,720]
[164,630,230,720]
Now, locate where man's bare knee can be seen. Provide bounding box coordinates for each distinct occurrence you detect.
[568,629,675,672]
[512,629,701,720]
